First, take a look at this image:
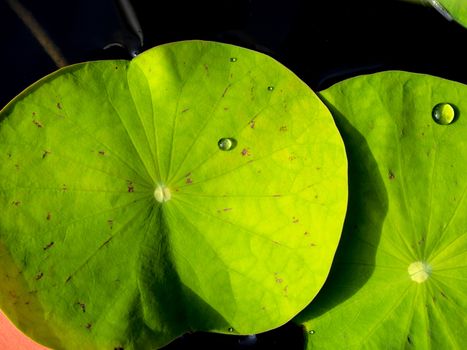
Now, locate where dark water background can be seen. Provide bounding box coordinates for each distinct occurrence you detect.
[0,0,466,349]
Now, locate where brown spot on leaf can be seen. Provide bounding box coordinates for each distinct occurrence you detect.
[182,108,190,113]
[241,148,250,156]
[62,184,68,192]
[127,181,134,192]
[279,125,287,132]
[42,150,51,159]
[440,291,447,298]
[66,276,72,283]
[32,120,43,128]
[98,150,105,156]
[292,217,299,224]
[77,302,86,313]
[275,277,283,284]
[57,102,62,110]
[222,84,232,98]
[389,171,395,180]
[35,272,44,280]
[85,323,92,330]
[46,212,52,220]
[102,236,113,246]
[107,220,113,229]
[249,120,255,129]
[223,208,232,212]
[43,242,54,250]
[186,178,193,184]
[12,201,21,206]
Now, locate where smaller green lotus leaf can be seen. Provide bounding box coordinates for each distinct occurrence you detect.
[0,40,348,349]
[432,0,467,28]
[296,71,467,349]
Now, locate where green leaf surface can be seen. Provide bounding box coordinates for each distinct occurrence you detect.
[436,0,467,28]
[0,40,347,349]
[296,71,467,349]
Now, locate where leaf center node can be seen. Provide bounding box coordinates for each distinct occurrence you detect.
[408,261,432,283]
[154,185,171,203]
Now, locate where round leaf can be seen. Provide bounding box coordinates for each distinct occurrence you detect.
[296,71,467,349]
[0,40,347,349]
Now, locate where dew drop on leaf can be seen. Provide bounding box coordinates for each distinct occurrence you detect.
[308,330,315,335]
[267,86,274,91]
[432,102,457,125]
[230,57,237,62]
[228,327,234,332]
[218,138,237,151]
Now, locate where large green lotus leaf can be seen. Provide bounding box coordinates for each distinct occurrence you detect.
[435,0,467,28]
[296,71,467,349]
[0,40,347,349]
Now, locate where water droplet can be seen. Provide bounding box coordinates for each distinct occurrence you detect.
[154,185,171,203]
[230,57,237,62]
[408,261,432,283]
[267,86,274,91]
[308,330,315,335]
[432,103,457,125]
[218,137,237,151]
[228,327,234,332]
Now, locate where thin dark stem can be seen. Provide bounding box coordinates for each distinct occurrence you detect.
[6,0,68,68]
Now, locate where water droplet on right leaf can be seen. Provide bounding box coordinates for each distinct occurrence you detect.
[308,330,315,335]
[228,327,234,332]
[432,103,457,125]
[230,57,237,62]
[267,86,274,91]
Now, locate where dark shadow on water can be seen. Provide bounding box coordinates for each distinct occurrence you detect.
[162,321,304,350]
[296,101,389,322]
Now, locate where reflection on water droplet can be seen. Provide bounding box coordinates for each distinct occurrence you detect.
[267,86,274,91]
[230,57,237,62]
[408,261,431,283]
[228,327,234,332]
[218,138,237,151]
[308,330,315,335]
[238,335,257,346]
[432,103,457,125]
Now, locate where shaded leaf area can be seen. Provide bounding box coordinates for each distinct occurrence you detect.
[296,71,467,349]
[0,40,347,349]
